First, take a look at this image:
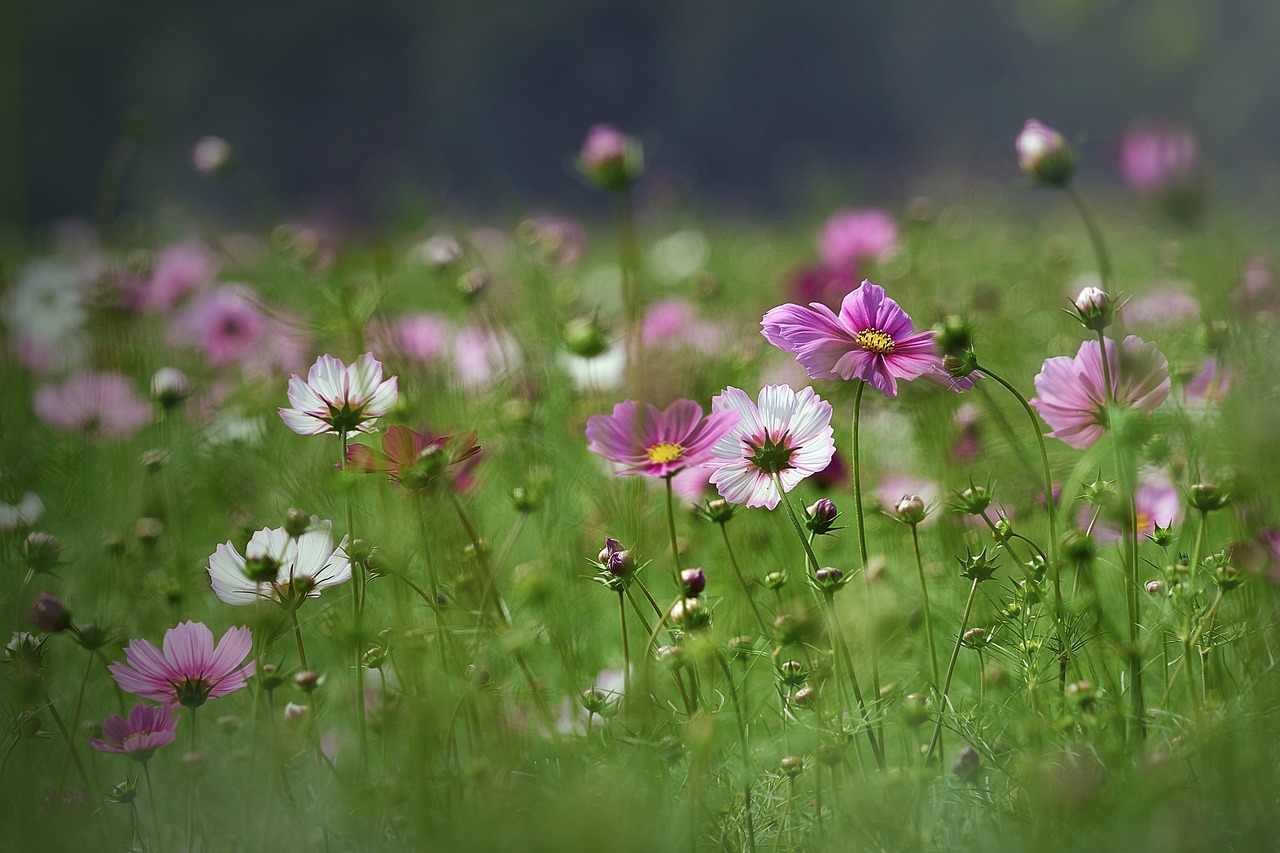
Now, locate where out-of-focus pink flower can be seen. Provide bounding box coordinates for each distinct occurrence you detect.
[586,399,739,479]
[876,475,942,525]
[1239,254,1277,314]
[817,209,899,272]
[88,703,178,761]
[139,242,218,312]
[1079,469,1181,543]
[705,385,835,510]
[279,353,398,437]
[762,280,942,397]
[520,215,587,268]
[452,326,522,389]
[788,264,860,310]
[1016,119,1075,187]
[109,621,254,708]
[191,137,233,176]
[1118,123,1198,194]
[1183,358,1231,405]
[33,372,152,441]
[171,285,264,365]
[578,125,642,192]
[1030,336,1170,449]
[1122,283,1199,327]
[642,298,723,354]
[398,314,452,364]
[670,464,714,501]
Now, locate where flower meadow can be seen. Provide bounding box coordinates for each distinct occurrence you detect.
[3,122,1280,853]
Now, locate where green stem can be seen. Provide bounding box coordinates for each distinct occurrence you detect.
[848,383,881,708]
[927,577,980,764]
[291,606,309,669]
[1066,184,1115,290]
[664,476,683,592]
[719,521,770,636]
[911,525,941,690]
[612,189,644,399]
[619,590,631,702]
[715,651,758,853]
[56,650,95,793]
[44,692,92,793]
[143,760,164,853]
[187,708,197,853]
[342,429,369,773]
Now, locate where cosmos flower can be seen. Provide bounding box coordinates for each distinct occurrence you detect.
[88,703,179,761]
[704,385,836,510]
[578,124,642,192]
[207,521,351,607]
[33,372,152,441]
[817,209,899,271]
[279,353,398,436]
[109,621,254,708]
[761,280,943,397]
[138,241,218,312]
[586,399,739,479]
[1030,335,1171,449]
[1118,123,1198,194]
[1016,119,1075,186]
[347,426,482,492]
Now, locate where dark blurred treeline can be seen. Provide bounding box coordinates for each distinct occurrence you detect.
[4,0,1279,232]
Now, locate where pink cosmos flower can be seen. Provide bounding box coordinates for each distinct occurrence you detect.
[762,280,942,397]
[109,621,254,708]
[578,124,642,191]
[520,215,587,268]
[1122,283,1199,327]
[1030,335,1171,450]
[1079,469,1181,543]
[279,353,399,436]
[643,298,723,353]
[704,385,836,510]
[398,313,453,364]
[452,326,522,389]
[585,399,740,479]
[171,284,308,377]
[88,703,178,761]
[139,241,218,312]
[817,209,899,271]
[1184,358,1231,405]
[33,372,152,441]
[1118,123,1198,194]
[207,521,351,606]
[788,264,860,310]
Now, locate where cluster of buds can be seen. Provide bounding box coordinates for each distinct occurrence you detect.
[812,566,846,594]
[590,538,639,592]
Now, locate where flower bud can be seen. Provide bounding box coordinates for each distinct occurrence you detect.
[1016,119,1075,187]
[191,136,232,175]
[961,627,989,649]
[25,532,60,573]
[283,508,311,538]
[242,553,281,584]
[293,670,322,692]
[283,702,311,723]
[780,755,805,778]
[901,692,929,728]
[813,566,844,592]
[1145,579,1166,595]
[1065,679,1098,710]
[791,685,817,708]
[953,746,983,783]
[456,267,490,301]
[955,484,992,515]
[804,498,839,535]
[671,597,709,630]
[134,517,164,544]
[578,124,643,192]
[598,538,635,578]
[1149,522,1175,549]
[259,664,285,692]
[1071,287,1113,332]
[509,486,540,514]
[680,567,706,598]
[150,368,190,409]
[936,315,975,360]
[107,779,137,805]
[778,660,806,686]
[893,494,927,526]
[348,539,375,563]
[74,624,108,651]
[1189,482,1230,513]
[762,571,787,591]
[700,498,737,525]
[26,591,72,633]
[580,688,610,716]
[958,548,1000,583]
[562,315,611,359]
[17,710,42,739]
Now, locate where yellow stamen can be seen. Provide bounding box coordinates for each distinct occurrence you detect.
[856,328,896,355]
[646,442,684,464]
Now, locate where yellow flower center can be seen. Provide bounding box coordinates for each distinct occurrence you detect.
[1135,511,1151,532]
[856,328,896,355]
[646,442,685,464]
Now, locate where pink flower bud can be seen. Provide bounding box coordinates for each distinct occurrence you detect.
[1017,119,1075,187]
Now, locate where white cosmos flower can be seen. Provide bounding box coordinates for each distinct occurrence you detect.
[704,385,836,510]
[207,521,351,606]
[0,492,43,531]
[278,353,398,436]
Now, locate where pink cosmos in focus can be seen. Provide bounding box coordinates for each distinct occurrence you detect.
[705,385,835,510]
[1079,469,1181,543]
[109,621,254,708]
[762,280,942,397]
[279,353,399,436]
[207,521,351,606]
[33,372,152,441]
[817,209,899,272]
[88,703,179,761]
[586,399,739,479]
[1030,335,1171,449]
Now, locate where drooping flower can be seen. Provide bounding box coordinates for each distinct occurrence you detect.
[585,399,739,479]
[704,385,836,510]
[346,426,482,492]
[817,209,899,271]
[279,353,398,436]
[33,372,152,441]
[761,280,943,397]
[1030,335,1171,449]
[88,703,178,761]
[109,621,254,708]
[1079,469,1181,543]
[207,521,351,606]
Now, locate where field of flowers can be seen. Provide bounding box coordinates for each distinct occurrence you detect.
[3,122,1280,852]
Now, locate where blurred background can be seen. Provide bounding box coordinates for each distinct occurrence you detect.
[4,0,1280,233]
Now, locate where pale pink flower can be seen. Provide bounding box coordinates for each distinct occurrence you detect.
[140,241,218,312]
[586,399,739,479]
[109,621,254,708]
[88,703,178,761]
[818,209,899,271]
[279,353,398,436]
[33,372,152,440]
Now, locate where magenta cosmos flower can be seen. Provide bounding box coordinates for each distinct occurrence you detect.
[1030,335,1170,449]
[704,385,835,510]
[33,371,152,440]
[207,521,351,606]
[817,209,899,271]
[109,621,254,708]
[279,353,398,436]
[762,280,942,397]
[586,399,739,478]
[88,703,179,761]
[1118,123,1198,194]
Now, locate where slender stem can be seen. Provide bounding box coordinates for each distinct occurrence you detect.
[612,189,644,398]
[342,429,369,773]
[911,525,941,690]
[0,736,19,778]
[618,590,632,702]
[291,606,309,669]
[719,522,770,636]
[44,693,92,793]
[822,593,885,769]
[187,708,197,853]
[848,384,880,707]
[143,761,164,853]
[927,578,981,764]
[1066,184,1115,290]
[715,651,758,853]
[664,476,683,592]
[56,650,95,793]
